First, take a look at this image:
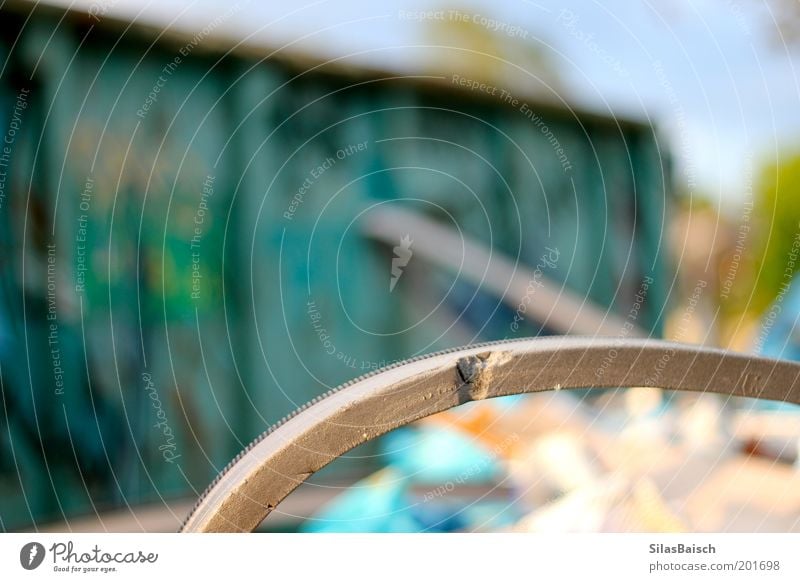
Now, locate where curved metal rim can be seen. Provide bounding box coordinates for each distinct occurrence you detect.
[181,337,800,532]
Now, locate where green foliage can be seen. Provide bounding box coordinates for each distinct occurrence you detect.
[422,6,562,95]
[747,152,800,314]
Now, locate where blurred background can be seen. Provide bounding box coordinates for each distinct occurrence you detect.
[1,0,800,533]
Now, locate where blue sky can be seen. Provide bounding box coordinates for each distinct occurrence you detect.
[47,0,800,209]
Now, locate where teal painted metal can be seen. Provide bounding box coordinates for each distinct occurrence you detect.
[0,5,672,530]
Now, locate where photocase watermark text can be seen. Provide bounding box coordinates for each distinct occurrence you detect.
[398,9,530,39]
[142,372,180,463]
[136,5,242,119]
[390,235,413,291]
[75,176,94,293]
[510,247,560,332]
[556,9,628,77]
[46,243,64,396]
[190,174,215,300]
[0,87,30,211]
[452,75,573,172]
[284,141,368,220]
[596,275,653,379]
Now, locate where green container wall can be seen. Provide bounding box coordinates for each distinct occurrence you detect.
[0,10,671,530]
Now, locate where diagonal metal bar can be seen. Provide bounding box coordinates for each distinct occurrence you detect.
[362,206,642,337]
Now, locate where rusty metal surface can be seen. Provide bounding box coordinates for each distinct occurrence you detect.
[180,337,800,532]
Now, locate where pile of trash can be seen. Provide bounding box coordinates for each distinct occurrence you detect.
[303,389,800,532]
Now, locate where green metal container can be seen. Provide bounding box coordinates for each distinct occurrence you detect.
[0,1,671,530]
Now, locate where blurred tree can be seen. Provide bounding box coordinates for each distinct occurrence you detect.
[757,0,800,46]
[422,6,562,97]
[744,153,800,314]
[669,156,800,349]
